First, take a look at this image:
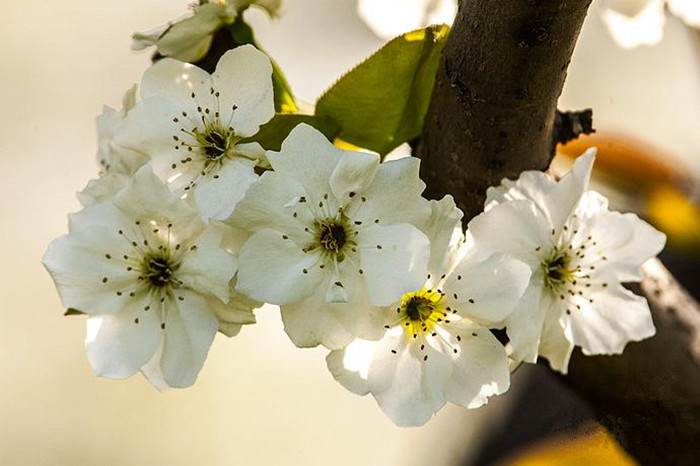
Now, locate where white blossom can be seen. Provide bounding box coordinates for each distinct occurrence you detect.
[132,0,283,63]
[326,197,531,426]
[43,167,255,389]
[78,85,148,207]
[117,45,274,222]
[600,0,700,49]
[230,123,432,349]
[357,0,457,39]
[468,151,666,373]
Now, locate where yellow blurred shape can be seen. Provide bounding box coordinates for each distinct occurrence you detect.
[334,138,366,151]
[404,28,428,42]
[647,185,700,249]
[558,133,682,191]
[506,424,637,466]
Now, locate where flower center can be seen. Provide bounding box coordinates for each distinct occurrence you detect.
[319,222,347,252]
[546,252,571,282]
[542,247,589,297]
[203,130,228,160]
[307,216,356,263]
[404,295,435,322]
[398,288,446,336]
[142,253,179,288]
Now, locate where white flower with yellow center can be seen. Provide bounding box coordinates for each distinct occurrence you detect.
[43,167,255,389]
[132,0,283,63]
[326,197,531,426]
[230,123,432,349]
[117,45,274,222]
[468,151,666,373]
[78,85,148,207]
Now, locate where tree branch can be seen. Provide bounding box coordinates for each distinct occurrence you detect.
[565,260,700,463]
[418,0,700,462]
[553,108,595,146]
[418,0,593,221]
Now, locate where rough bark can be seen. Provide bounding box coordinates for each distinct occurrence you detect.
[418,0,700,463]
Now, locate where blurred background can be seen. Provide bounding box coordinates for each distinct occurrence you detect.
[1,0,699,464]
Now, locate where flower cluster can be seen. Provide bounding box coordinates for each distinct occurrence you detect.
[44,45,664,426]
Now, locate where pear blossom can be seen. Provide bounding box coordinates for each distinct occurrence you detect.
[600,0,700,49]
[133,0,283,63]
[117,45,275,222]
[357,0,457,40]
[468,151,666,373]
[230,123,432,349]
[78,85,148,207]
[43,167,256,389]
[326,197,531,426]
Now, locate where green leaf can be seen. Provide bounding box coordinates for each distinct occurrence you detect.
[230,18,298,113]
[64,308,85,316]
[244,113,341,151]
[316,25,450,156]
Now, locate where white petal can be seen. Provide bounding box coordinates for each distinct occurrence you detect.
[420,196,465,277]
[140,58,213,102]
[122,84,139,112]
[504,282,551,364]
[254,0,284,17]
[266,124,341,201]
[114,166,200,226]
[357,0,456,39]
[543,149,596,234]
[443,253,531,325]
[326,275,350,303]
[566,284,655,356]
[193,159,258,221]
[349,157,430,227]
[669,0,700,27]
[235,229,324,305]
[43,227,135,315]
[467,199,552,269]
[67,201,120,232]
[178,227,237,303]
[160,292,218,388]
[485,170,555,211]
[234,141,266,160]
[156,4,225,62]
[600,0,665,49]
[326,340,376,395]
[368,334,444,427]
[113,97,190,176]
[358,224,430,306]
[77,173,130,207]
[444,323,510,409]
[209,289,258,337]
[585,209,666,282]
[213,45,275,137]
[227,171,310,240]
[329,265,389,342]
[140,342,170,391]
[329,150,379,204]
[538,312,575,374]
[132,24,167,51]
[85,297,161,379]
[280,293,355,349]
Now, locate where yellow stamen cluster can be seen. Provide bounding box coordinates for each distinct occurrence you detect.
[398,288,446,337]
